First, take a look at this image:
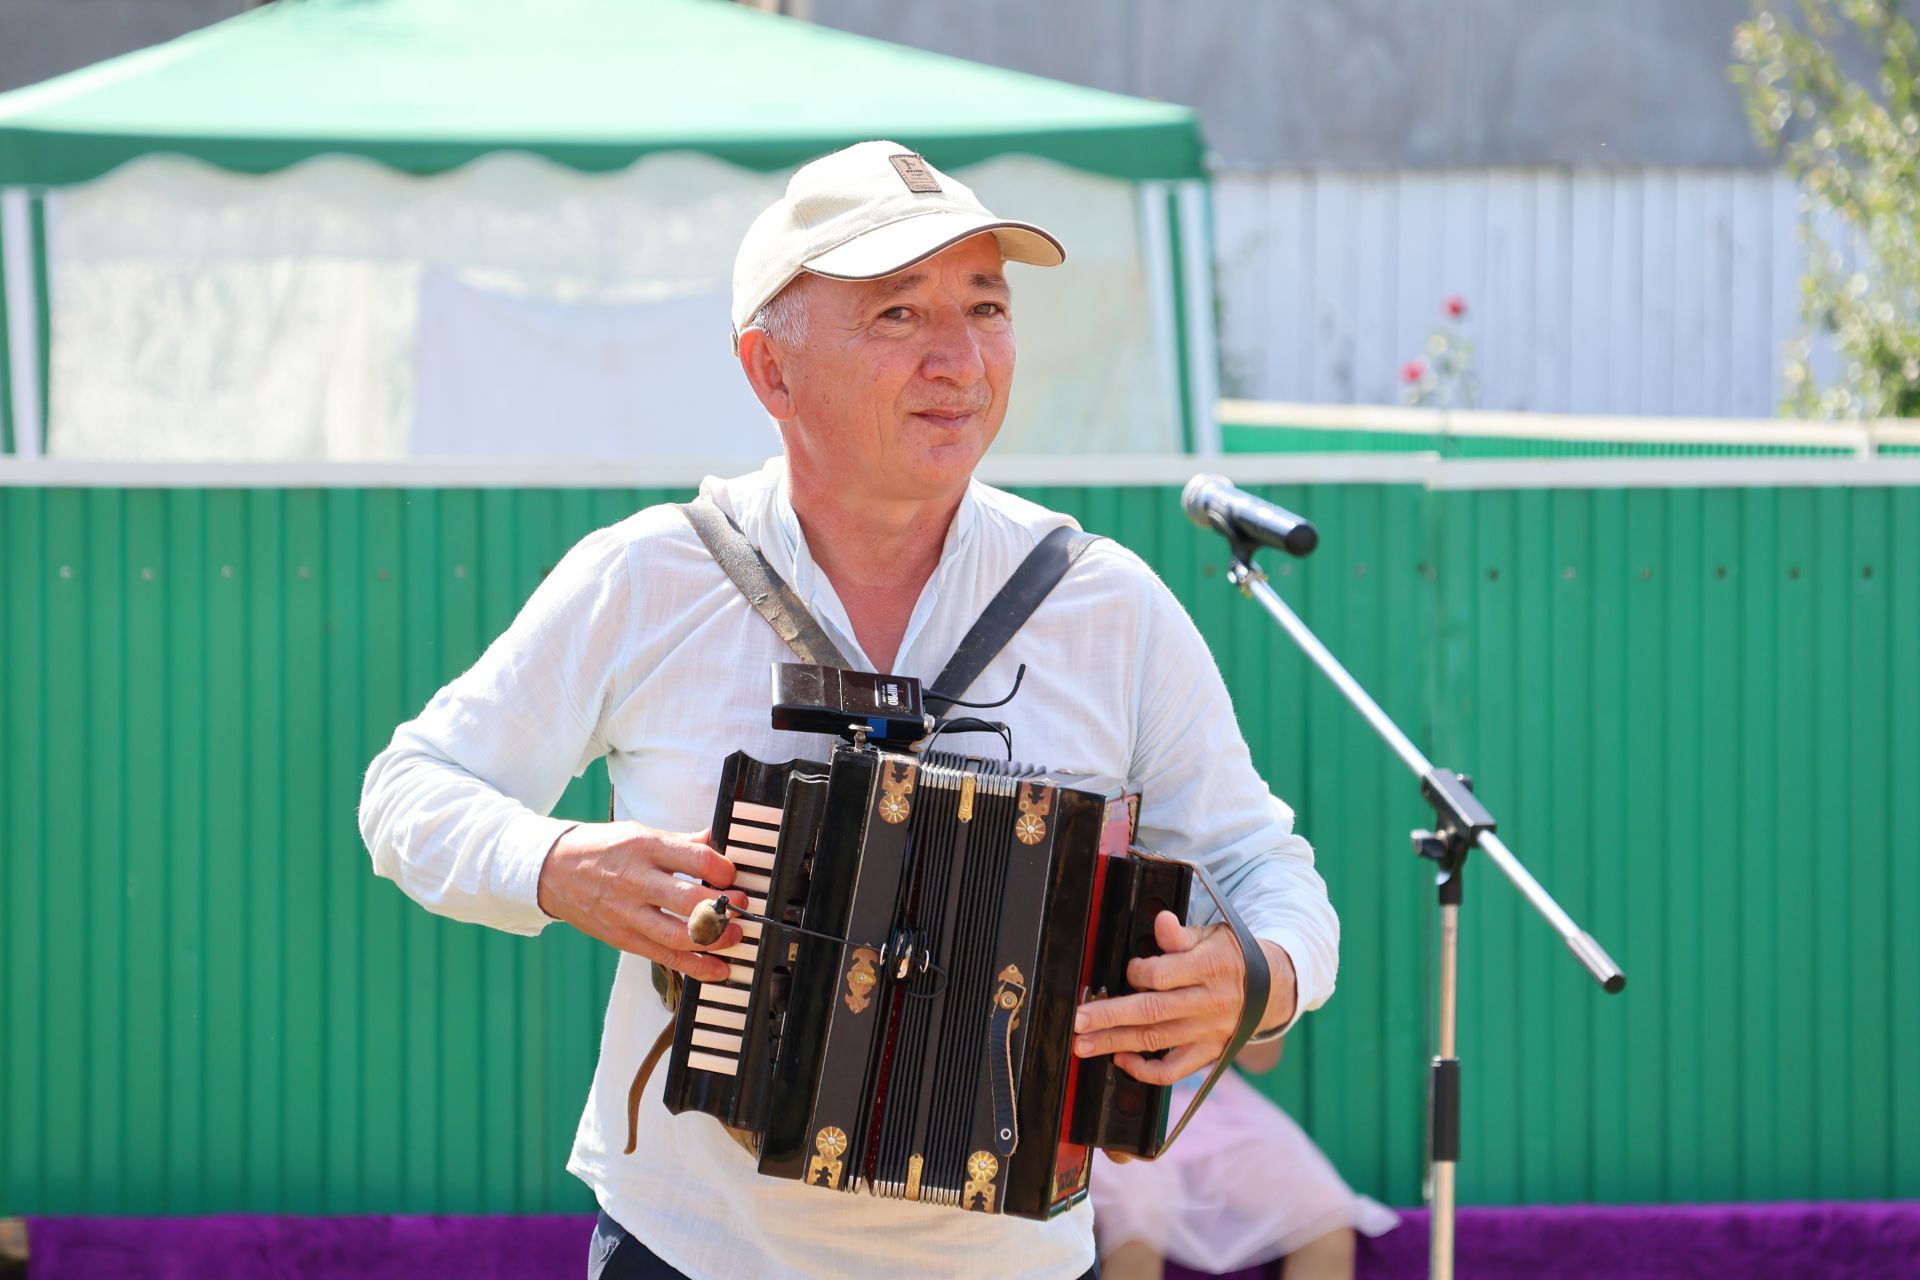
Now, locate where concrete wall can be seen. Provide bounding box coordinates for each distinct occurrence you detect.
[0,0,244,95]
[810,0,1774,169]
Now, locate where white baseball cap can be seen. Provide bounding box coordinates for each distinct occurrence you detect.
[730,140,1066,340]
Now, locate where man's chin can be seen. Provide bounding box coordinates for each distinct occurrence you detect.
[897,438,991,498]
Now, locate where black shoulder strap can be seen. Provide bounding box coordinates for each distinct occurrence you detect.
[677,496,851,668]
[931,524,1100,703]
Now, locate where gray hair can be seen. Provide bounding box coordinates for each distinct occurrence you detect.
[744,274,813,348]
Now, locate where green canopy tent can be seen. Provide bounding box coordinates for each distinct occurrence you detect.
[0,0,1220,461]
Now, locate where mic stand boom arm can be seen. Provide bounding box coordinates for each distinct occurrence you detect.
[1218,541,1624,1280]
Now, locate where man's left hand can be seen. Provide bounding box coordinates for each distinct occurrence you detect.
[1070,912,1296,1085]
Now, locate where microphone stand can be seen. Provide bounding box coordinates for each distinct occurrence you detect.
[1209,530,1625,1280]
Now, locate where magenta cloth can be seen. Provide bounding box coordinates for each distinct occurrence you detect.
[23,1202,1920,1279]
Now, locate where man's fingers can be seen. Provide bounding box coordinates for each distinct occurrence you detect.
[622,900,741,958]
[576,915,733,983]
[648,835,736,888]
[662,878,747,924]
[1128,923,1242,992]
[1114,1041,1218,1087]
[653,947,732,984]
[1153,909,1198,954]
[1073,1013,1219,1060]
[1074,985,1219,1038]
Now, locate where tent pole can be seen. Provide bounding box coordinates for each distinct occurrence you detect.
[1,188,43,458]
[1176,178,1222,455]
[1137,181,1185,453]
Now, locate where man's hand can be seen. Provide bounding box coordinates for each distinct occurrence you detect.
[1070,911,1297,1085]
[536,821,745,982]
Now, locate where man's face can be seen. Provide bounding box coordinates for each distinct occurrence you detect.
[766,233,1015,506]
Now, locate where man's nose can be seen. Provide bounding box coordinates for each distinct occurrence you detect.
[921,307,986,384]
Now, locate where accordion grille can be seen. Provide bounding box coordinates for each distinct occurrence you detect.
[869,760,1021,1203]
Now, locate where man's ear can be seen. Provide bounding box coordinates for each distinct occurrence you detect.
[738,329,796,421]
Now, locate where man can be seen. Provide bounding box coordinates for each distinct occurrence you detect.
[360,141,1338,1280]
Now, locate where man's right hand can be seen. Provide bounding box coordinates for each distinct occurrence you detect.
[537,822,744,982]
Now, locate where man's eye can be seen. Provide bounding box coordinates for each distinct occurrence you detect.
[974,302,1008,317]
[879,305,911,321]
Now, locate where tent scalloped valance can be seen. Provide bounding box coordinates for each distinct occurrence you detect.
[0,0,1207,188]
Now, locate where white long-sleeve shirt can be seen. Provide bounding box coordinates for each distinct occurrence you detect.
[359,458,1338,1280]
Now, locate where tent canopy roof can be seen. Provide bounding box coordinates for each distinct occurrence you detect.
[0,0,1206,187]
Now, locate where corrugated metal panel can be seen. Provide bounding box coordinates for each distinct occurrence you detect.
[3,481,1916,1215]
[1212,169,1814,418]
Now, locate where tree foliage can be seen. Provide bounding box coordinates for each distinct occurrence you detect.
[1733,0,1920,418]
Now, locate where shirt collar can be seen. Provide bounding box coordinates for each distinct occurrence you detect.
[765,464,982,675]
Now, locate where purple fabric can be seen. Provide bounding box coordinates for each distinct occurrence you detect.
[23,1202,1920,1279]
[1173,1203,1920,1280]
[22,1215,595,1280]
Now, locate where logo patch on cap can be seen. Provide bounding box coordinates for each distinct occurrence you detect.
[889,154,942,194]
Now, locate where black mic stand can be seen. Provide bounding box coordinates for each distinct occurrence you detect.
[1208,529,1625,1280]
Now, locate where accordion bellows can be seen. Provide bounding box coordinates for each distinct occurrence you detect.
[663,742,1191,1220]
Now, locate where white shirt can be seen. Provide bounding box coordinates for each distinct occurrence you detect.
[359,458,1338,1280]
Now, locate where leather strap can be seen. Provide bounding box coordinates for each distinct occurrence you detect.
[931,525,1100,704]
[624,1017,760,1159]
[624,1022,678,1154]
[678,496,851,668]
[1128,849,1272,1155]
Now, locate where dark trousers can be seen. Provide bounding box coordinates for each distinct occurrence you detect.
[590,1211,1099,1279]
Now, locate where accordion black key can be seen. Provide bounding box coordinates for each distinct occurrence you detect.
[662,741,1192,1220]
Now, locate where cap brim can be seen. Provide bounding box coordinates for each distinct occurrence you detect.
[802,211,1065,282]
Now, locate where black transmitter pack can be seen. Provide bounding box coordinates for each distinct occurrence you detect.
[769,663,932,745]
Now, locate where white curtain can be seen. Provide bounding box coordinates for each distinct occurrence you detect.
[46,150,1178,461]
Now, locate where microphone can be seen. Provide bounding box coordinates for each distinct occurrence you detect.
[687,896,731,947]
[1182,474,1319,558]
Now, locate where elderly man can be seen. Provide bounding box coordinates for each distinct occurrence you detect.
[359,141,1337,1280]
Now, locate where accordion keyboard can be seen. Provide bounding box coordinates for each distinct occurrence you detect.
[682,796,783,1077]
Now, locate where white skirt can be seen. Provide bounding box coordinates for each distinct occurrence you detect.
[1090,1070,1399,1272]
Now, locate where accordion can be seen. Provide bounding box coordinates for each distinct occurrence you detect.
[661,739,1192,1220]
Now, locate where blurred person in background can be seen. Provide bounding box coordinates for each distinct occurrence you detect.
[1094,1038,1396,1280]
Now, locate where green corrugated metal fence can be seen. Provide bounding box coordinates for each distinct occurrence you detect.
[3,478,1916,1215]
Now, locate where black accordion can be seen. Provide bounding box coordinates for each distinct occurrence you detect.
[662,740,1192,1220]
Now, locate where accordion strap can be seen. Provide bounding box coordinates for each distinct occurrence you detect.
[1129,849,1274,1155]
[677,495,852,668]
[930,524,1101,703]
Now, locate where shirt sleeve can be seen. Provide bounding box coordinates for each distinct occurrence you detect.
[357,526,632,936]
[1124,560,1339,1032]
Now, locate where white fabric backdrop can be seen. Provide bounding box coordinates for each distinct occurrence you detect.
[46,151,1177,460]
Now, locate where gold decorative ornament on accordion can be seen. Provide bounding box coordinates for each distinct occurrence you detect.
[843,947,880,1013]
[963,1150,1000,1212]
[807,1127,848,1189]
[878,759,915,824]
[1014,781,1051,845]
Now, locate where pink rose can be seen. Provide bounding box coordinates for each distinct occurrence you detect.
[1401,359,1426,384]
[1445,295,1467,319]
